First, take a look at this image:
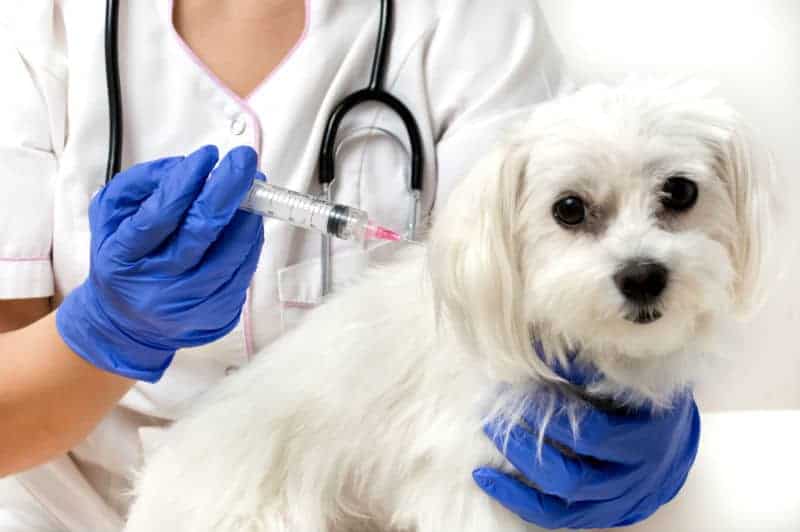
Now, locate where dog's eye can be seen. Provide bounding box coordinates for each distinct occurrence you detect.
[553,196,586,226]
[661,176,698,211]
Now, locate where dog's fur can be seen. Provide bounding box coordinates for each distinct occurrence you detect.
[124,80,777,532]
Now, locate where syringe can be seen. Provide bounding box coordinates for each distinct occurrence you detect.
[238,178,402,243]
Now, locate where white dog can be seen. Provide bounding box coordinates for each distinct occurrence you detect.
[124,80,777,532]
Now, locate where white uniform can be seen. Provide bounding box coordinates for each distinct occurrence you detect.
[0,0,567,529]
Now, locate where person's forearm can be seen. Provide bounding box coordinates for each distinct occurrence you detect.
[0,312,134,476]
[0,298,52,333]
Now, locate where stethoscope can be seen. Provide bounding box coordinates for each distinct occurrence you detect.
[103,0,424,295]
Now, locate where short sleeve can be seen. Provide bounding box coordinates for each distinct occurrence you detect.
[0,4,66,299]
[426,0,573,206]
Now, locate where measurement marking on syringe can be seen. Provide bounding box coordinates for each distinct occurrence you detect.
[239,179,401,243]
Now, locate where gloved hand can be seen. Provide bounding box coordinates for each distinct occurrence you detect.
[56,145,264,383]
[473,360,701,529]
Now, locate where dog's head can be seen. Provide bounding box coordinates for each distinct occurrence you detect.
[429,80,778,405]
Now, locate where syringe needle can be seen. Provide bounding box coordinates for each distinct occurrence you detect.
[364,223,402,242]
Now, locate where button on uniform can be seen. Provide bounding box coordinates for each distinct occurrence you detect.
[230,115,247,136]
[225,365,240,376]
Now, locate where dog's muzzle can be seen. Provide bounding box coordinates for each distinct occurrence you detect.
[615,260,668,324]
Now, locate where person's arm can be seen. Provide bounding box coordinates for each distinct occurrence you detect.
[0,8,140,476]
[0,146,263,477]
[0,299,123,475]
[0,311,134,476]
[0,298,51,333]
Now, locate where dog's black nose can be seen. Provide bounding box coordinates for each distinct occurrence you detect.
[614,260,668,304]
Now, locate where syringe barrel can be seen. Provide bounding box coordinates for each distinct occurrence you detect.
[239,180,369,242]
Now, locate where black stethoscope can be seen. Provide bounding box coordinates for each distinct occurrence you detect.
[104,0,424,294]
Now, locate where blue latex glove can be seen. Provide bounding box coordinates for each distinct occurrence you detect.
[56,145,264,383]
[473,360,700,529]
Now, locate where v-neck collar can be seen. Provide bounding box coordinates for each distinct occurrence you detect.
[163,0,316,104]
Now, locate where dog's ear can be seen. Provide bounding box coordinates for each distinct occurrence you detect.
[716,120,781,318]
[428,143,545,380]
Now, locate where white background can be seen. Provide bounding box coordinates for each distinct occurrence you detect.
[0,3,796,530]
[538,0,800,412]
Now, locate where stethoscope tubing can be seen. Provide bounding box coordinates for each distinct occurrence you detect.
[104,0,123,182]
[103,0,424,296]
[316,0,424,294]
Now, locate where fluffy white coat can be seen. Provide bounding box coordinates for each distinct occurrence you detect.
[124,80,778,531]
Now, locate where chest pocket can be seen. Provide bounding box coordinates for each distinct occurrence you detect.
[277,124,415,331]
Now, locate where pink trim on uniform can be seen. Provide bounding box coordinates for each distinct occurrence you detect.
[0,257,50,262]
[282,301,318,309]
[243,287,254,359]
[166,0,312,158]
[167,0,312,359]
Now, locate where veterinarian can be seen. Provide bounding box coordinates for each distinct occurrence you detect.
[0,1,700,530]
